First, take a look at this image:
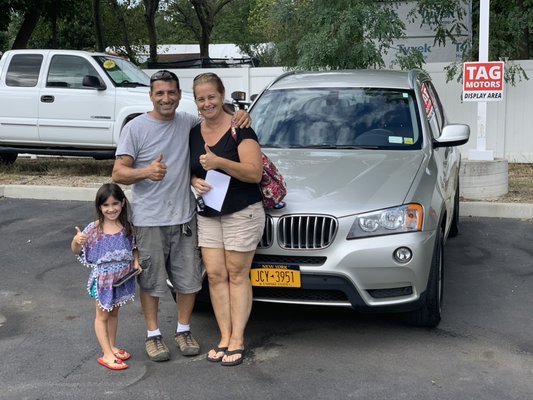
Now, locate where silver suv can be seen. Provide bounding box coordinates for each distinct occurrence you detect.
[249,69,469,327]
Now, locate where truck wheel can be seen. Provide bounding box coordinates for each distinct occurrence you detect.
[0,153,17,164]
[404,228,443,328]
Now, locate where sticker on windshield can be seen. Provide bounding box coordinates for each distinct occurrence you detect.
[103,60,116,69]
[388,136,403,144]
[403,137,414,145]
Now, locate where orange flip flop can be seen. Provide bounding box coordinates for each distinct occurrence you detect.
[97,357,128,370]
[114,349,131,361]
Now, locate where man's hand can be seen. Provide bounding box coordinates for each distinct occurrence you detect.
[233,110,252,128]
[147,153,167,181]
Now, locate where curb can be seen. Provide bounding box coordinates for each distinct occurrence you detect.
[0,185,132,202]
[1,184,533,219]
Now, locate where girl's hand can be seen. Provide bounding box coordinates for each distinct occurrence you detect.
[74,226,87,245]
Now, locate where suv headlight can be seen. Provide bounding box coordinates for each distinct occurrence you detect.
[347,204,423,239]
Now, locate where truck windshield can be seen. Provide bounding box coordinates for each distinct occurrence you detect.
[93,55,150,87]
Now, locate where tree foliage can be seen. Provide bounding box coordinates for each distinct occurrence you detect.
[164,0,238,57]
[0,0,532,80]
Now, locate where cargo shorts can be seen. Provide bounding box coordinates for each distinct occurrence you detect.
[135,215,203,297]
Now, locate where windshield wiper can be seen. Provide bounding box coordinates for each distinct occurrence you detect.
[117,81,149,87]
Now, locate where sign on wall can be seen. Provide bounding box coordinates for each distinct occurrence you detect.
[462,61,505,102]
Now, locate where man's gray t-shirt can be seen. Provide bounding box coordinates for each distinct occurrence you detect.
[116,112,201,227]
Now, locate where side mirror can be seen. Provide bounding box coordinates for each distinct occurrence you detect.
[433,124,470,148]
[82,75,107,90]
[231,91,246,101]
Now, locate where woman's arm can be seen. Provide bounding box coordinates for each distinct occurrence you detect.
[200,139,263,183]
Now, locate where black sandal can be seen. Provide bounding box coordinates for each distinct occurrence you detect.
[221,349,244,366]
[206,345,228,362]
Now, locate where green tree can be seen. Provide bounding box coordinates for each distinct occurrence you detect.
[165,0,239,57]
[143,0,160,62]
[245,0,417,70]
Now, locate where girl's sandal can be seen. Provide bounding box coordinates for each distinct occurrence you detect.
[114,349,131,361]
[97,357,128,370]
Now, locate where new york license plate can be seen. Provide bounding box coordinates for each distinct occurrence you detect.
[250,263,301,288]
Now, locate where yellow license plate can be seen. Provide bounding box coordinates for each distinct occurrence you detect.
[250,264,301,288]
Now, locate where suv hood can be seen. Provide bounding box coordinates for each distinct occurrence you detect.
[265,149,425,216]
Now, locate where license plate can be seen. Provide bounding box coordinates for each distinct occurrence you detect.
[250,263,301,288]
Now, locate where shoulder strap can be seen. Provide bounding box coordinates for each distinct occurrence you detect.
[230,120,238,142]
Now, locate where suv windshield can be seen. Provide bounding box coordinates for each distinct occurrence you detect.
[251,87,421,149]
[93,55,150,87]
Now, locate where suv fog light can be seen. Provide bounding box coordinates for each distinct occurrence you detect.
[393,247,412,264]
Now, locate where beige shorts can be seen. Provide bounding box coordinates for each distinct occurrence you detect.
[197,201,265,252]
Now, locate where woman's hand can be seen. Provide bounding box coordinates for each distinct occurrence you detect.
[199,144,219,171]
[192,175,213,196]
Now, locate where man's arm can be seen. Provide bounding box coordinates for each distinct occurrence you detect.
[112,154,167,185]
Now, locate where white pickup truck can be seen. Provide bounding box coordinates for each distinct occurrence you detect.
[0,49,197,164]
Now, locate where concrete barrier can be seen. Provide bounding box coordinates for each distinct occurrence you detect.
[460,159,508,200]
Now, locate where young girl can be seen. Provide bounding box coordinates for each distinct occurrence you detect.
[71,182,140,371]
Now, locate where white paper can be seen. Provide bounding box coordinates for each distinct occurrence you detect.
[203,170,230,211]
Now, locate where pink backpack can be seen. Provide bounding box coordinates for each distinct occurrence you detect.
[230,124,287,209]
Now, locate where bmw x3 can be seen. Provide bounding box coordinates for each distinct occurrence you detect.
[248,69,469,327]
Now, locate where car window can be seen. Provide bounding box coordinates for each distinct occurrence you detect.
[5,54,43,87]
[251,87,421,149]
[421,81,445,140]
[47,55,100,89]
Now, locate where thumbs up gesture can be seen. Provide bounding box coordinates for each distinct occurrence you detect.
[74,226,88,246]
[148,153,167,181]
[199,144,217,171]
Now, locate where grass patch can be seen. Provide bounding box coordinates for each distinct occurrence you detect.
[0,157,114,177]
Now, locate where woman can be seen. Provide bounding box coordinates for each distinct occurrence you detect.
[190,73,264,366]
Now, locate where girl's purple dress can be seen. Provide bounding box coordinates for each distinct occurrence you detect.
[77,221,136,311]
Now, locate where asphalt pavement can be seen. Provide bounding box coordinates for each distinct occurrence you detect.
[1,198,533,400]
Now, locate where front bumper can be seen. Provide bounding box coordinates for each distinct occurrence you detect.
[252,229,437,312]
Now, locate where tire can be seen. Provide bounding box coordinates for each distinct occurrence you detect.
[448,178,460,238]
[404,228,443,328]
[0,152,17,164]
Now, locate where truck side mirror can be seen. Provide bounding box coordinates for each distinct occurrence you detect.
[83,75,107,90]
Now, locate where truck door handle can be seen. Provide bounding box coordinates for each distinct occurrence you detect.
[40,95,55,103]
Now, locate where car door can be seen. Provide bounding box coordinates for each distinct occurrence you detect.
[38,54,115,147]
[0,53,42,143]
[422,80,456,211]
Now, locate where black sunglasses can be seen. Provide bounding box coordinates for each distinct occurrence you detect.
[150,70,178,82]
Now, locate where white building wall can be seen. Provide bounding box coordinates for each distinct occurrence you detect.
[145,60,533,163]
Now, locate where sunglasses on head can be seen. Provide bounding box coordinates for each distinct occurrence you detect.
[193,72,218,81]
[150,70,178,82]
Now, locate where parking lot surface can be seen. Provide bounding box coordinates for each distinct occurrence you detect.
[0,198,532,400]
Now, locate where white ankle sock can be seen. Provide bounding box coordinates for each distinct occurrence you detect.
[177,323,190,333]
[147,328,162,337]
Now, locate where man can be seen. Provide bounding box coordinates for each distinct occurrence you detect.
[112,70,250,361]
